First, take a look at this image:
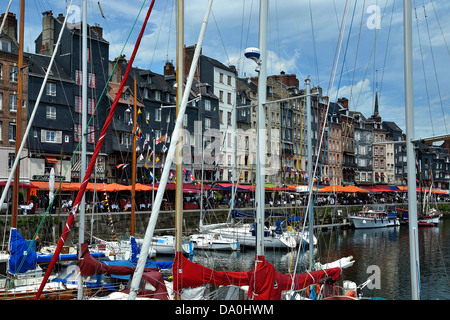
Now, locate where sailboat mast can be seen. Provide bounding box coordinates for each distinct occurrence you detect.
[175,0,184,256]
[305,76,314,269]
[255,0,268,257]
[131,78,137,237]
[403,0,421,300]
[78,0,88,300]
[12,0,25,229]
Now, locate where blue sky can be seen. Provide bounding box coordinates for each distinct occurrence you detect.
[11,0,450,141]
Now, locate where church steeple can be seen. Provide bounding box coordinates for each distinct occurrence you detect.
[373,85,379,117]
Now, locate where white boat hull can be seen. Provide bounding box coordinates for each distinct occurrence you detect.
[142,236,192,255]
[190,234,239,251]
[348,215,400,229]
[207,225,296,249]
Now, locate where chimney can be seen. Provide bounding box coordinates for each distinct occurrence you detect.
[184,44,201,79]
[57,13,65,23]
[110,54,126,83]
[164,60,175,77]
[91,23,103,38]
[338,97,349,109]
[40,10,54,56]
[0,12,18,42]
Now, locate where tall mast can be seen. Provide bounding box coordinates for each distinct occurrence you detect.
[175,0,184,257]
[77,0,88,300]
[12,0,25,229]
[305,76,313,269]
[255,0,268,257]
[131,78,137,237]
[403,0,421,300]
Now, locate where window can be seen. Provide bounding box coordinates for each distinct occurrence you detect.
[8,123,16,141]
[183,114,188,127]
[205,117,211,129]
[227,75,231,85]
[220,110,223,124]
[155,108,161,121]
[75,96,82,113]
[87,125,95,143]
[1,40,11,52]
[8,153,15,169]
[45,130,56,142]
[88,72,96,88]
[9,66,18,82]
[0,64,2,79]
[120,132,131,145]
[75,70,82,85]
[0,121,2,140]
[0,92,2,110]
[227,111,231,125]
[154,91,161,100]
[227,92,232,104]
[146,111,150,121]
[88,97,96,114]
[205,100,211,111]
[219,73,224,83]
[9,94,17,111]
[46,106,56,119]
[219,90,224,103]
[74,124,82,142]
[46,82,56,96]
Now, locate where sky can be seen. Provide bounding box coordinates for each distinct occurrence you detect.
[8,0,450,142]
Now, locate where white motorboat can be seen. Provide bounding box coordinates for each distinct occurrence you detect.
[207,223,296,249]
[348,205,400,229]
[189,233,240,251]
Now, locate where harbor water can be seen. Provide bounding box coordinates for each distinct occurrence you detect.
[188,216,450,300]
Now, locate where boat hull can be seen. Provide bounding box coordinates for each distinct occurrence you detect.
[207,225,296,249]
[348,215,400,229]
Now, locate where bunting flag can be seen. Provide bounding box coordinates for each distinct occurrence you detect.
[136,146,140,152]
[139,154,144,161]
[160,134,167,143]
[138,108,142,114]
[144,163,149,170]
[162,144,168,153]
[190,174,196,181]
[116,163,126,169]
[169,171,174,181]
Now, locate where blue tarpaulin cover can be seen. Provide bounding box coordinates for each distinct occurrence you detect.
[8,228,38,274]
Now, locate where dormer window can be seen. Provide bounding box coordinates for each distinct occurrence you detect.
[0,39,11,52]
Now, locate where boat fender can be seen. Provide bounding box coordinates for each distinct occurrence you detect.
[346,290,356,298]
[287,226,293,232]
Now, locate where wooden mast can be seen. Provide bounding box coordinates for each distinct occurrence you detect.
[12,0,25,228]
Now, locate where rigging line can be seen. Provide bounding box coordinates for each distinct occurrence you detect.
[378,0,396,99]
[165,0,174,62]
[238,0,246,76]
[308,0,319,87]
[422,1,448,134]
[348,0,366,111]
[414,2,435,135]
[149,0,170,69]
[429,0,450,56]
[211,10,229,65]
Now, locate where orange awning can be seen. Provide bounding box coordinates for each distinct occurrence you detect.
[46,156,58,164]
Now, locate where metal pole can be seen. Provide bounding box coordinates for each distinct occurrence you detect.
[131,78,137,237]
[175,0,184,256]
[255,0,268,257]
[78,0,88,300]
[404,0,421,300]
[306,76,314,269]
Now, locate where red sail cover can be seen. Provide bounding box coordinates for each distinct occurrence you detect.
[78,243,169,300]
[173,253,342,300]
[172,252,251,290]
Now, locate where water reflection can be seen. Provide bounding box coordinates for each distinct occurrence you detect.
[185,217,450,300]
